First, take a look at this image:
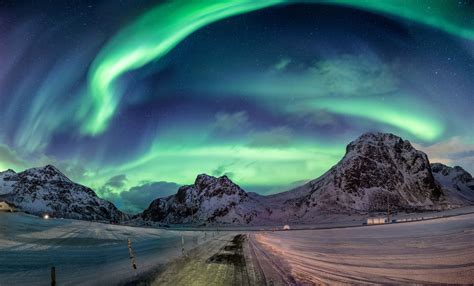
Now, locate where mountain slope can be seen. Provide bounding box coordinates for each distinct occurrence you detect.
[141,174,271,224]
[431,163,474,204]
[272,132,447,222]
[142,132,471,225]
[0,165,126,222]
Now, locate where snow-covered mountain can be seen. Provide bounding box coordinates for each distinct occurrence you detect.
[274,132,446,220]
[0,165,126,222]
[141,132,474,225]
[431,163,474,204]
[141,174,271,224]
[2,132,473,226]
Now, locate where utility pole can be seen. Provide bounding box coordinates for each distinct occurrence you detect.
[191,190,195,225]
[387,195,391,223]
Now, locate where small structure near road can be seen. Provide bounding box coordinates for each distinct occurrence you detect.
[367,217,387,225]
[0,201,14,212]
[283,224,291,230]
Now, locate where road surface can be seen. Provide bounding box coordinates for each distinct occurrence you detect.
[2,211,474,285]
[145,213,474,285]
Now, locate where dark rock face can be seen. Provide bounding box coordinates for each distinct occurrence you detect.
[342,133,442,201]
[281,133,446,216]
[0,165,126,222]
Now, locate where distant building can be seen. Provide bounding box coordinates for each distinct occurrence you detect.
[367,217,387,225]
[283,224,291,230]
[0,201,15,212]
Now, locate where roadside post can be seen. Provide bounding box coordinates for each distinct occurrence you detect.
[181,235,185,256]
[50,267,56,286]
[128,239,137,270]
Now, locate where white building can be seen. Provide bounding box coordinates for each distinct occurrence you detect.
[367,217,387,225]
[0,201,14,212]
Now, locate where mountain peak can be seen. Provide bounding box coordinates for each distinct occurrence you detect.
[142,172,257,224]
[431,163,473,183]
[0,164,126,222]
[345,132,413,155]
[195,173,235,189]
[20,164,71,183]
[195,173,217,187]
[1,169,16,174]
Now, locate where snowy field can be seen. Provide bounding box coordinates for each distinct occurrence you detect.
[0,212,222,285]
[252,212,474,284]
[1,210,474,285]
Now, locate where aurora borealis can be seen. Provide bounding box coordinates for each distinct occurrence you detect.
[0,1,473,213]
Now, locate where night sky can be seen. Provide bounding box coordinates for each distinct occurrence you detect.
[1,0,473,213]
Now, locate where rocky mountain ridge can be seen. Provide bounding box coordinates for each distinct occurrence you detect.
[431,163,474,204]
[2,132,473,225]
[0,165,126,222]
[141,174,271,224]
[140,132,474,225]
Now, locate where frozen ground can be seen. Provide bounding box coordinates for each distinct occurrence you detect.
[252,212,474,284]
[0,212,222,285]
[1,209,474,285]
[137,211,474,285]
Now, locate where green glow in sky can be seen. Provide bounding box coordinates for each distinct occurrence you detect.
[0,0,472,214]
[82,0,474,136]
[91,141,345,193]
[305,98,444,141]
[83,0,281,135]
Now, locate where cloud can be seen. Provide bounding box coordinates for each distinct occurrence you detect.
[219,54,399,99]
[120,181,180,213]
[292,109,340,128]
[414,137,474,174]
[248,126,293,147]
[212,162,235,178]
[271,57,292,72]
[96,185,121,209]
[306,54,398,97]
[104,174,128,189]
[96,174,128,209]
[212,111,250,133]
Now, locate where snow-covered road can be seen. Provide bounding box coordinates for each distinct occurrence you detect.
[0,213,220,285]
[2,211,474,285]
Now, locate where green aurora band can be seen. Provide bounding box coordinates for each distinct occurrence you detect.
[304,97,444,141]
[48,0,472,200]
[82,0,474,137]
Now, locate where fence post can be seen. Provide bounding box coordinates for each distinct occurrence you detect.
[50,267,56,286]
[128,239,137,270]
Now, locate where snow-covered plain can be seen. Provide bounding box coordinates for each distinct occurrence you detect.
[2,210,474,285]
[252,212,474,284]
[0,212,221,285]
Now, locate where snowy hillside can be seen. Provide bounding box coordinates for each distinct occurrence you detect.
[141,174,271,224]
[431,163,474,204]
[0,165,126,222]
[275,132,447,221]
[2,133,473,226]
[142,132,474,225]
